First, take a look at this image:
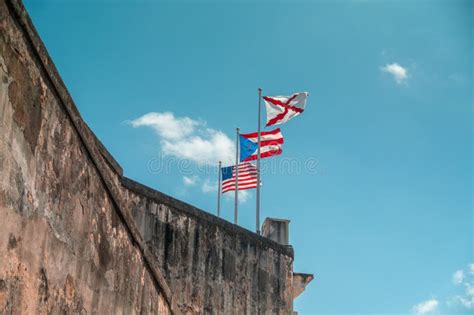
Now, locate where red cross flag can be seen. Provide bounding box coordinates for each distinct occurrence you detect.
[263,92,309,126]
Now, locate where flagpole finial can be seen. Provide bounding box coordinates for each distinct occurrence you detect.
[258,87,262,92]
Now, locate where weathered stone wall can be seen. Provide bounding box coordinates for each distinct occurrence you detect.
[0,0,297,314]
[0,0,172,313]
[124,179,294,315]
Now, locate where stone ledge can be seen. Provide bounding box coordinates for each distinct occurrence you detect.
[122,177,295,259]
[93,130,123,176]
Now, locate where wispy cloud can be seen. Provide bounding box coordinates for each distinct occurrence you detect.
[201,178,217,193]
[130,112,234,165]
[412,264,474,314]
[450,264,474,310]
[412,299,439,315]
[238,190,250,204]
[453,270,465,285]
[183,175,198,186]
[221,189,250,204]
[381,63,408,84]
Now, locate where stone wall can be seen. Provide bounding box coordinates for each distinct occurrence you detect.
[124,179,294,314]
[0,0,298,314]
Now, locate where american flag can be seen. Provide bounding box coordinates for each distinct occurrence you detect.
[221,162,258,193]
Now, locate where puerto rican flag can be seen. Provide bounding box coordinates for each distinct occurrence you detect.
[263,92,309,126]
[239,128,284,162]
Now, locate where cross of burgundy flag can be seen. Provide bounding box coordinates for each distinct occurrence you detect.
[239,128,284,162]
[263,92,309,126]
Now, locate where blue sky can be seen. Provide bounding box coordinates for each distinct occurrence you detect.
[23,0,472,314]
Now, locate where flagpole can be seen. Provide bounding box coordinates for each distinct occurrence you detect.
[217,160,222,217]
[256,88,262,235]
[234,128,240,225]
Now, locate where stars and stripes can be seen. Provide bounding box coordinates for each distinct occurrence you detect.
[263,92,308,126]
[239,128,284,162]
[221,162,258,193]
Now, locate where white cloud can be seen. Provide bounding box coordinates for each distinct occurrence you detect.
[422,263,474,313]
[453,270,465,285]
[457,276,474,309]
[130,112,198,140]
[161,130,234,166]
[183,175,197,186]
[452,293,474,310]
[469,264,474,275]
[239,190,250,204]
[222,189,251,204]
[130,112,234,165]
[449,263,474,310]
[412,299,438,315]
[466,283,474,298]
[201,178,217,194]
[381,63,408,84]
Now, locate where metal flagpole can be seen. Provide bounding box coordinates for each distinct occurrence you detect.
[256,88,262,235]
[217,161,222,217]
[234,128,240,225]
